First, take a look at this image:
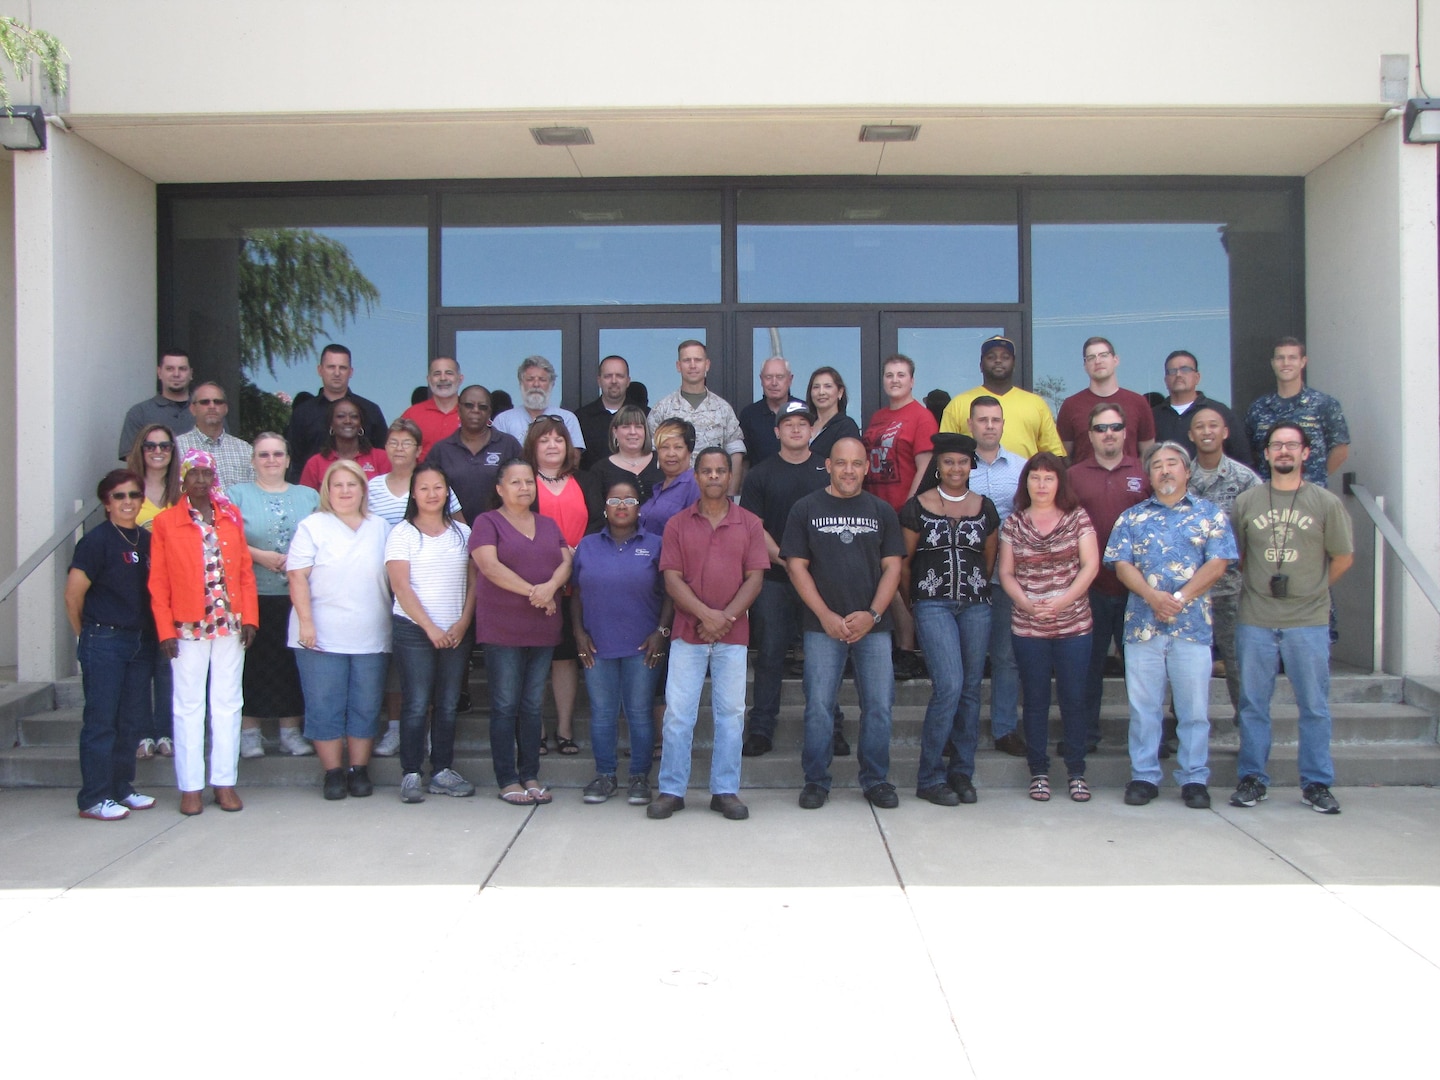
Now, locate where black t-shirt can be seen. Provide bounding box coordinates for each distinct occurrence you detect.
[780,488,905,632]
[69,523,154,631]
[740,452,829,581]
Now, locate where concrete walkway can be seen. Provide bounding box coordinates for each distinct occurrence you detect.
[2,784,1437,1076]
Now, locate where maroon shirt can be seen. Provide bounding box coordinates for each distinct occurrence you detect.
[1068,454,1151,596]
[1056,387,1157,464]
[659,501,769,646]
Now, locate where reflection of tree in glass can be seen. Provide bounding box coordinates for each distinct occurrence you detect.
[1034,375,1067,417]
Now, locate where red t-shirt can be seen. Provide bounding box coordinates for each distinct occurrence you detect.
[1056,387,1156,464]
[862,400,939,511]
[299,448,391,490]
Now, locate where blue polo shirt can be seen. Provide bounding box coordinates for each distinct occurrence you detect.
[572,527,665,658]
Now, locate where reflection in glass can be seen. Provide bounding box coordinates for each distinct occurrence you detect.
[894,327,1006,416]
[594,328,707,411]
[455,330,566,405]
[753,327,861,419]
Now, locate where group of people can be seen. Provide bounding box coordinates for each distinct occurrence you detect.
[69,331,1353,823]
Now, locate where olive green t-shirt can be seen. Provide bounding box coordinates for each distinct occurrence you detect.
[1231,481,1353,628]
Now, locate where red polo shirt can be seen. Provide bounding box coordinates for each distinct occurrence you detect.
[659,500,768,646]
[1068,453,1150,595]
[401,398,462,458]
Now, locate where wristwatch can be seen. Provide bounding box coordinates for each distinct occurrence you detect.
[656,625,671,638]
[867,607,881,624]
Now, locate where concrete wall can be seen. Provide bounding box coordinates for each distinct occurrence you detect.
[13,126,155,680]
[0,161,14,669]
[1306,120,1440,676]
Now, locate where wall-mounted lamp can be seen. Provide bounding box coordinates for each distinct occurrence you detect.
[1403,98,1440,143]
[0,105,45,151]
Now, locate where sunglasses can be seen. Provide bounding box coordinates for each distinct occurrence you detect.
[1090,422,1125,433]
[530,414,565,425]
[142,440,173,452]
[110,491,144,501]
[193,397,226,406]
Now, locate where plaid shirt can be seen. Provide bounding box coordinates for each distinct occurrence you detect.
[175,429,255,490]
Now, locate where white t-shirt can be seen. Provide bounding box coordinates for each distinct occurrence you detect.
[384,520,473,628]
[367,474,462,527]
[286,512,392,654]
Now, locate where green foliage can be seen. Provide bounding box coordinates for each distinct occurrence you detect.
[0,17,67,111]
[236,373,294,444]
[238,228,380,377]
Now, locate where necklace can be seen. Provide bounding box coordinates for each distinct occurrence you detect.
[937,487,970,503]
[537,471,564,483]
[111,521,140,549]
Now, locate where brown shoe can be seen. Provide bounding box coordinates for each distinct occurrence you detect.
[993,732,1028,757]
[213,786,243,812]
[646,793,685,819]
[179,790,203,816]
[709,793,749,820]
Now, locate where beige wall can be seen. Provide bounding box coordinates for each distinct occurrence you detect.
[0,161,13,669]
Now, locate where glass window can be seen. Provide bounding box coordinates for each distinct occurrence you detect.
[442,191,721,306]
[753,326,863,426]
[594,328,710,413]
[738,188,1018,303]
[455,330,567,407]
[895,326,1007,417]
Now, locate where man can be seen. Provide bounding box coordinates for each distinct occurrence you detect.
[1244,337,1350,484]
[967,396,1027,756]
[782,437,905,810]
[118,349,196,458]
[400,356,463,457]
[1229,422,1354,814]
[1106,442,1236,809]
[577,355,637,470]
[1186,404,1261,713]
[1068,403,1151,755]
[174,382,254,488]
[283,343,387,483]
[738,356,804,465]
[425,385,523,524]
[649,449,768,821]
[1150,350,1251,467]
[648,340,746,494]
[940,335,1065,459]
[492,355,586,458]
[1056,337,1157,464]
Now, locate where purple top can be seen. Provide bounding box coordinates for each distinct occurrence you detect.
[468,510,565,647]
[572,528,665,658]
[639,469,700,537]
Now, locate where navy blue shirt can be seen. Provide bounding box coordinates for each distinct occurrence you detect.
[70,523,154,631]
[572,528,665,658]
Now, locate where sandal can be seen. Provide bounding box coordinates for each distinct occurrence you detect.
[538,735,550,757]
[1068,776,1092,803]
[555,736,579,756]
[499,787,531,805]
[1028,775,1051,802]
[525,784,553,804]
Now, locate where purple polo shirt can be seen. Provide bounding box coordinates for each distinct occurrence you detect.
[572,528,665,658]
[659,501,768,647]
[639,470,700,537]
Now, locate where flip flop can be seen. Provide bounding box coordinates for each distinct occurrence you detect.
[499,788,531,805]
[525,785,553,804]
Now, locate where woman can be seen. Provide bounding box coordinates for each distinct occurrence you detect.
[590,404,664,506]
[524,416,603,756]
[385,462,477,803]
[124,424,179,759]
[806,366,861,461]
[298,398,390,490]
[149,450,259,816]
[997,452,1099,803]
[571,479,672,806]
[638,418,700,537]
[368,418,463,525]
[470,459,572,804]
[900,433,999,806]
[287,459,393,800]
[229,433,319,759]
[64,469,159,820]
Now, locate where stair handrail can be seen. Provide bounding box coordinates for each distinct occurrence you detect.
[0,498,103,606]
[1343,474,1440,619]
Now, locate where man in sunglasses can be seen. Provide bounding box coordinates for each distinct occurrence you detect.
[118,349,195,459]
[174,382,254,488]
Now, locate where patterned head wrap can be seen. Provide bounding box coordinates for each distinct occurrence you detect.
[180,449,239,523]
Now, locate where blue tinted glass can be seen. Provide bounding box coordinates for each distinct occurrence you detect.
[753,326,862,420]
[895,327,1006,408]
[595,328,708,412]
[456,331,566,404]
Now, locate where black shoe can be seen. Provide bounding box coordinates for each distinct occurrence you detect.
[864,782,899,809]
[455,690,473,715]
[1159,736,1179,760]
[741,733,772,758]
[347,765,374,798]
[709,793,749,820]
[322,768,347,801]
[1123,780,1159,806]
[1302,783,1341,815]
[949,774,978,804]
[832,730,851,757]
[916,784,960,806]
[1230,774,1269,808]
[993,731,1027,757]
[798,783,828,810]
[1181,782,1211,809]
[646,793,685,819]
[785,656,805,679]
[892,650,925,681]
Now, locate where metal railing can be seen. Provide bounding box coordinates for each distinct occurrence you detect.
[0,499,103,607]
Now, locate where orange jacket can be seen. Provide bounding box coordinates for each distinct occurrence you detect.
[148,500,259,643]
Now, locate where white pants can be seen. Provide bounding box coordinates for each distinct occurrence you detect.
[171,635,244,790]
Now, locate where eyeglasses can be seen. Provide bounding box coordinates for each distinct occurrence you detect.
[459,401,491,411]
[109,491,144,501]
[1268,441,1304,451]
[255,450,287,459]
[385,439,418,450]
[1083,350,1114,363]
[604,497,640,508]
[530,414,564,425]
[1164,366,1197,376]
[193,397,226,406]
[1090,422,1125,433]
[142,440,173,452]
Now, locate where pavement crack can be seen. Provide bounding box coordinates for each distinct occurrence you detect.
[477,804,536,892]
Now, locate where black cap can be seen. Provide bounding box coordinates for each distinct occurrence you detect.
[980,335,1016,357]
[774,400,816,426]
[931,431,979,464]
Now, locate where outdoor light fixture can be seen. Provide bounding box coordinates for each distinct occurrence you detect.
[0,105,45,151]
[531,126,593,146]
[1403,99,1440,143]
[859,124,919,143]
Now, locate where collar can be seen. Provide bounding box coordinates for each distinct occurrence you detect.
[1144,492,1198,511]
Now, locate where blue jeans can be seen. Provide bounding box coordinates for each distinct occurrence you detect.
[912,599,991,787]
[584,652,657,777]
[658,639,745,797]
[1011,633,1091,777]
[391,616,472,775]
[802,630,893,791]
[76,625,153,810]
[487,644,554,788]
[144,648,173,742]
[294,649,388,742]
[1236,623,1334,787]
[1124,635,1211,786]
[987,589,1019,738]
[747,578,799,740]
[1084,588,1128,746]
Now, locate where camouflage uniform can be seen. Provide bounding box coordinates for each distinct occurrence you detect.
[1189,455,1261,712]
[1244,387,1349,485]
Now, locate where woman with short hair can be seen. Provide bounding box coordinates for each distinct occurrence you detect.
[590,404,663,506]
[638,418,700,538]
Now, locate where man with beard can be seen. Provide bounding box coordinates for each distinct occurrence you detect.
[401,356,464,457]
[492,355,586,464]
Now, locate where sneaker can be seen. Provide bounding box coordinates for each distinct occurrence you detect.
[322,768,348,801]
[1302,783,1341,815]
[1181,783,1212,809]
[428,768,475,798]
[346,765,374,798]
[832,729,852,757]
[239,729,265,759]
[798,783,828,810]
[135,738,156,760]
[864,782,900,809]
[400,772,425,804]
[741,732,772,757]
[373,725,400,757]
[583,774,618,804]
[1123,780,1160,806]
[79,799,129,821]
[626,775,653,806]
[155,737,174,757]
[120,791,157,811]
[278,727,315,756]
[1229,774,1268,808]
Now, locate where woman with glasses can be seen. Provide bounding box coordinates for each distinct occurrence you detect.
[590,404,664,505]
[64,470,160,820]
[124,424,180,759]
[229,433,320,760]
[805,366,861,462]
[298,398,390,490]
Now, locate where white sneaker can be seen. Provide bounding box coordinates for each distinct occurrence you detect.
[79,799,129,821]
[278,727,315,756]
[373,725,401,757]
[239,729,266,759]
[120,792,157,811]
[135,738,156,760]
[400,772,425,804]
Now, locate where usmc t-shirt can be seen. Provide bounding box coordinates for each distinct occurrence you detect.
[780,488,905,634]
[1231,482,1353,628]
